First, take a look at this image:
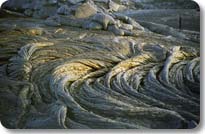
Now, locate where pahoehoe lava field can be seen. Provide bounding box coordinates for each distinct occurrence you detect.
[0,0,200,129]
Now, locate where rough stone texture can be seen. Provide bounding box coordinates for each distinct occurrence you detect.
[57,5,70,15]
[74,2,97,19]
[0,0,200,129]
[92,13,116,29]
[68,0,85,5]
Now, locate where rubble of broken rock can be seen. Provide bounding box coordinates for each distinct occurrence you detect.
[0,0,200,129]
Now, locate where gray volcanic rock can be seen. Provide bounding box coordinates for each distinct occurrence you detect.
[68,0,85,5]
[1,0,30,11]
[0,0,200,129]
[92,13,116,29]
[57,5,70,15]
[74,2,97,18]
[108,24,124,35]
[33,5,58,18]
[0,0,147,36]
[108,0,120,11]
[82,20,103,30]
[45,15,61,26]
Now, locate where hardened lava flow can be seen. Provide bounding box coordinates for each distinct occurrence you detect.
[0,0,200,129]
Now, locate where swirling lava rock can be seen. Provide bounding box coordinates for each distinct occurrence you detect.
[0,0,200,129]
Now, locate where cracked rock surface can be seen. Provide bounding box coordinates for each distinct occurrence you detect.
[0,0,200,129]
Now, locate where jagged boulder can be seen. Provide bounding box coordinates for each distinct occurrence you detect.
[57,5,70,15]
[108,0,120,11]
[92,13,116,29]
[74,2,97,19]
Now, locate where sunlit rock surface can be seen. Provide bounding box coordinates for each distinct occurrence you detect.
[0,0,200,129]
